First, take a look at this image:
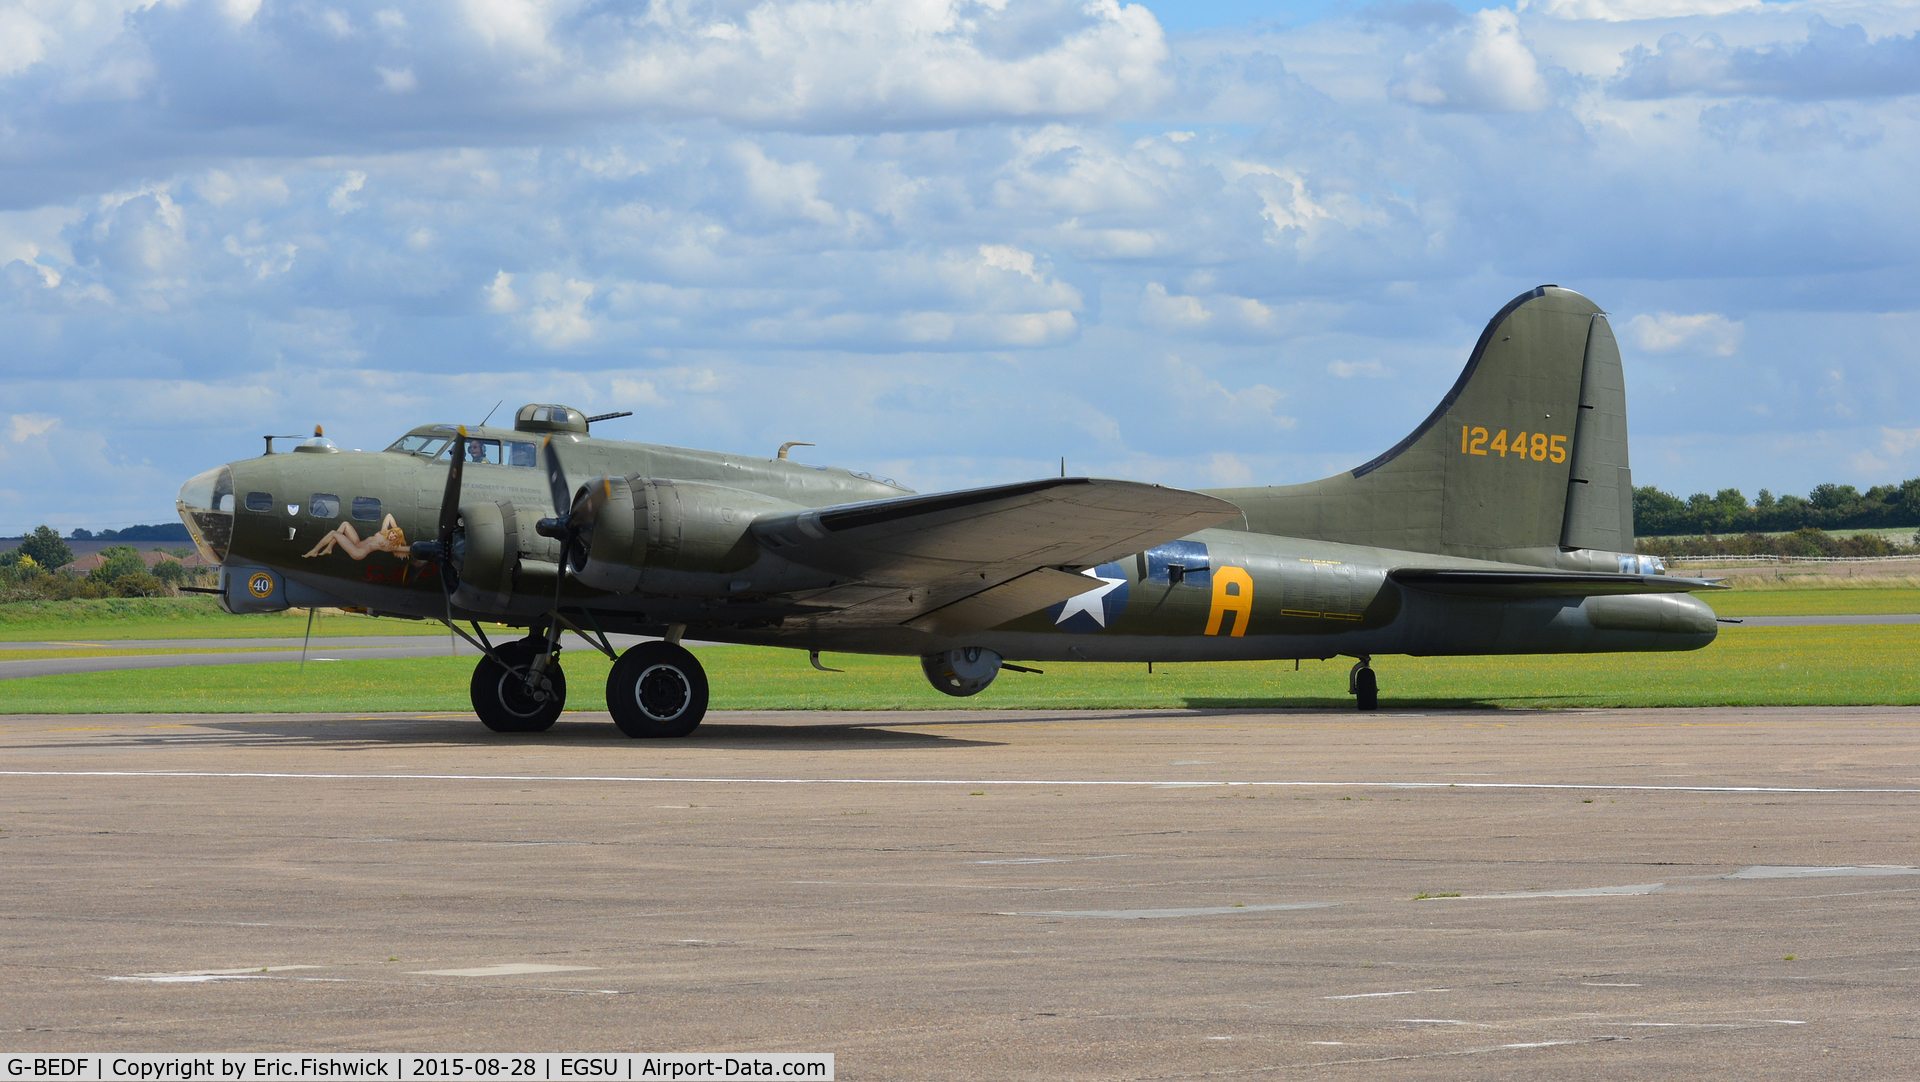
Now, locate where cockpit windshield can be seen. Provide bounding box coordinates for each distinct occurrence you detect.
[386,434,449,458]
[385,432,538,467]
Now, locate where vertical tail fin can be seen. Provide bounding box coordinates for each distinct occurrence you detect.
[1214,285,1633,563]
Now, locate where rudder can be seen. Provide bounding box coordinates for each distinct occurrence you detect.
[1560,314,1635,552]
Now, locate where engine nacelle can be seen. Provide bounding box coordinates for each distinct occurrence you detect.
[572,477,804,595]
[921,647,1003,697]
[451,500,519,615]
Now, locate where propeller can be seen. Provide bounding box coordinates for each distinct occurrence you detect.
[529,435,595,670]
[407,426,468,583]
[535,435,608,579]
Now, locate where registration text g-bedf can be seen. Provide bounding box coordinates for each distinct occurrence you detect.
[8,1060,90,1078]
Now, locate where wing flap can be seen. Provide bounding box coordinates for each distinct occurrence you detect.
[1391,569,1726,598]
[902,567,1094,636]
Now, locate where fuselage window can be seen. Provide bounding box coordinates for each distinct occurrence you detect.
[352,497,382,521]
[310,493,341,518]
[507,440,537,467]
[244,491,273,512]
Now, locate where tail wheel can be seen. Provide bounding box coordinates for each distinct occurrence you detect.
[470,638,565,733]
[608,641,709,738]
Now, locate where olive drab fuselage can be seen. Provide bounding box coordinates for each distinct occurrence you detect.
[181,298,1720,671]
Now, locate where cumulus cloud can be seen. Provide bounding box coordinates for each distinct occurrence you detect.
[0,0,1172,209]
[490,272,597,350]
[1613,19,1920,101]
[1627,312,1744,356]
[1700,100,1880,151]
[328,171,367,213]
[1392,8,1552,112]
[8,414,60,443]
[1139,283,1283,337]
[1328,360,1390,378]
[1523,0,1759,20]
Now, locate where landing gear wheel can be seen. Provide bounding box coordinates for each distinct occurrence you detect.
[1350,659,1379,712]
[608,641,709,738]
[470,638,565,733]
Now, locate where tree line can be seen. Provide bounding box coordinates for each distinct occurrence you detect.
[1,525,208,600]
[67,523,192,542]
[1633,480,1920,536]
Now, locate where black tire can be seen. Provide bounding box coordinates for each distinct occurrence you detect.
[1355,667,1379,712]
[607,641,709,738]
[470,638,565,733]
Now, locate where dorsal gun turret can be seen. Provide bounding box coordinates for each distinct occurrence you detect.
[514,404,589,435]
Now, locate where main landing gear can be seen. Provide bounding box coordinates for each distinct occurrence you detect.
[471,638,567,732]
[1348,656,1378,712]
[467,636,712,739]
[606,640,709,738]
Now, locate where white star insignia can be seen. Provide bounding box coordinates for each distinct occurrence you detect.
[1054,566,1126,628]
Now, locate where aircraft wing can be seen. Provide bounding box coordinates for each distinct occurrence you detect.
[753,478,1240,635]
[1389,569,1727,598]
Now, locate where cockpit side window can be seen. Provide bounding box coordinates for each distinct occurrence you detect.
[507,440,537,467]
[439,438,502,465]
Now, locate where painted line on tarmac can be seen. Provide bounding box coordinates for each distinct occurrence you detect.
[2,770,1919,794]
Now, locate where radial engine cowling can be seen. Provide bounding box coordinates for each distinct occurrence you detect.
[570,477,804,594]
[450,500,518,615]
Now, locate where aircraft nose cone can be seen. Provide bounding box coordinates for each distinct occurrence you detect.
[176,464,235,564]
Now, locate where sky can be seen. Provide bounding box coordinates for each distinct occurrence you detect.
[3,0,1919,533]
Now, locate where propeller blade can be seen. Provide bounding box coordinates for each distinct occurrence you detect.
[439,425,468,550]
[542,435,571,518]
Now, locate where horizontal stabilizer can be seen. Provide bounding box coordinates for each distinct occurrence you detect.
[1390,569,1726,599]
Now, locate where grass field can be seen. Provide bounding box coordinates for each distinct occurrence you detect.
[0,597,450,641]
[3,624,1916,714]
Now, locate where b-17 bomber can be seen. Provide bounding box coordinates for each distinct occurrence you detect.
[176,286,1722,736]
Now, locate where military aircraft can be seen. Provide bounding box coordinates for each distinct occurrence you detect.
[176,285,1721,736]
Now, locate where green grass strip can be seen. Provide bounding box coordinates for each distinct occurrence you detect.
[2,625,1915,714]
[0,597,472,641]
[1702,588,1920,616]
